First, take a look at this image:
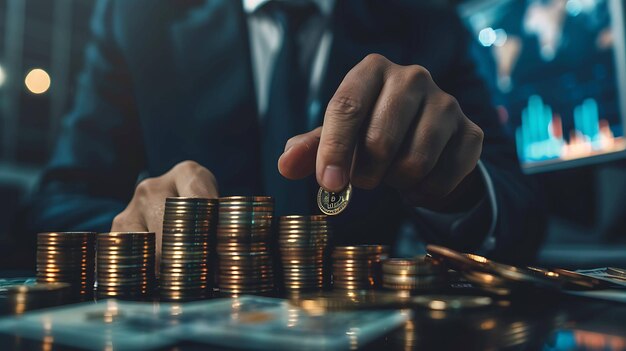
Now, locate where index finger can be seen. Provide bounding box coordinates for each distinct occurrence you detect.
[317,54,388,191]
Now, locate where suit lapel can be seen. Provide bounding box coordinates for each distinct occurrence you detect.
[170,0,257,112]
[167,0,263,193]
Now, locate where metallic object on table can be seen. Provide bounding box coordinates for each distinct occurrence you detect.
[36,232,96,300]
[289,290,411,314]
[278,215,329,294]
[160,197,216,301]
[382,256,447,291]
[290,290,492,314]
[317,183,352,215]
[411,295,493,310]
[426,245,609,294]
[332,245,388,290]
[430,245,559,292]
[217,196,275,296]
[97,232,156,300]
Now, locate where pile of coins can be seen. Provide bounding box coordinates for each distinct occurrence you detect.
[96,232,156,300]
[36,232,96,299]
[278,215,329,294]
[332,245,388,290]
[160,197,217,301]
[382,256,446,291]
[217,196,275,296]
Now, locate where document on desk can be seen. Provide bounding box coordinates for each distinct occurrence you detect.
[0,299,180,350]
[0,296,409,351]
[576,267,626,287]
[569,290,626,304]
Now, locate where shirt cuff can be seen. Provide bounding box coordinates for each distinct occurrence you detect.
[414,160,497,252]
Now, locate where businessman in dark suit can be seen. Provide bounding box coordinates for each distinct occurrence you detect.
[24,0,545,263]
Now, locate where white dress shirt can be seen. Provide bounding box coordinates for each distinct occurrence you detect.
[243,0,334,127]
[242,0,497,253]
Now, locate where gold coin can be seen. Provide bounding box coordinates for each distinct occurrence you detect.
[317,183,352,215]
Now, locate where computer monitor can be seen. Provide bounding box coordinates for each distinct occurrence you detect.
[458,0,626,173]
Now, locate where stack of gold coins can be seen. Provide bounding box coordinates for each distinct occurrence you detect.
[332,245,388,290]
[217,196,275,296]
[96,232,156,300]
[36,232,96,300]
[160,197,217,301]
[382,256,446,291]
[278,215,329,294]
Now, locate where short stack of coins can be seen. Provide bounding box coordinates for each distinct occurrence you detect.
[160,197,217,301]
[96,232,156,300]
[217,196,275,296]
[332,245,389,290]
[278,215,329,294]
[382,256,446,291]
[36,232,96,300]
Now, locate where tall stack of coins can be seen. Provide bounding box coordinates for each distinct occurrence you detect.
[382,256,446,291]
[160,197,217,301]
[217,196,275,296]
[36,232,96,300]
[332,245,388,290]
[96,232,156,300]
[278,215,329,294]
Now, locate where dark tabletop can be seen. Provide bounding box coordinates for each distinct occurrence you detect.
[1,281,626,351]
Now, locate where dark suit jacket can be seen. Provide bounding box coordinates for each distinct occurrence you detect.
[22,0,546,263]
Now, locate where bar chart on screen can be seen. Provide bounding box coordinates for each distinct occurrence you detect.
[515,95,626,168]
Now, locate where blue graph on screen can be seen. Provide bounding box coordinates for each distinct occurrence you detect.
[516,95,623,164]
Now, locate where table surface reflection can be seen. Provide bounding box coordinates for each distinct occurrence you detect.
[1,279,626,350]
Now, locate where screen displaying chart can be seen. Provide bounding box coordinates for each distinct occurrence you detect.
[459,0,626,172]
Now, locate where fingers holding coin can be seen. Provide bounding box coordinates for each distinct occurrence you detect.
[278,53,485,211]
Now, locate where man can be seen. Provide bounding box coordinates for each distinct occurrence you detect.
[24,0,545,263]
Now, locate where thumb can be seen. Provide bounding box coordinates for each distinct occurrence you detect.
[278,127,322,180]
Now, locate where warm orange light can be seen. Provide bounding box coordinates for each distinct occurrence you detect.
[25,68,51,94]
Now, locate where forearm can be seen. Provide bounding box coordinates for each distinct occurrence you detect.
[23,185,126,235]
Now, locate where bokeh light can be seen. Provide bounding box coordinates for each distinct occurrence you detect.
[24,68,51,94]
[479,27,497,47]
[0,64,6,88]
[479,27,507,47]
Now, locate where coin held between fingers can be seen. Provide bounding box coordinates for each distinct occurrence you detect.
[317,183,352,215]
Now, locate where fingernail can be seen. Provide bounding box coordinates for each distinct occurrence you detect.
[280,145,296,163]
[283,142,293,154]
[322,165,346,191]
[283,144,295,155]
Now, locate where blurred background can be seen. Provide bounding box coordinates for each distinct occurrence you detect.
[0,0,625,268]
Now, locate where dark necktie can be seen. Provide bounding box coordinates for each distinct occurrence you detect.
[261,1,318,216]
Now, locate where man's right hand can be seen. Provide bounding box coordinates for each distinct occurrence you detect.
[111,160,219,260]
